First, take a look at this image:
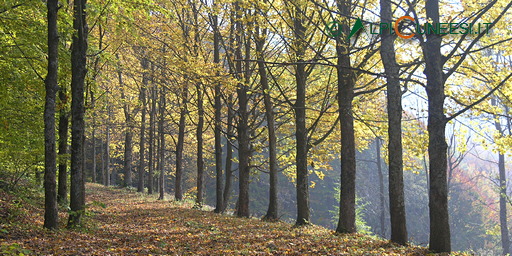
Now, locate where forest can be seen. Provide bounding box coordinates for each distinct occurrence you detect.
[1,0,511,254]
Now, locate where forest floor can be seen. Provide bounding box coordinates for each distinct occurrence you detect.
[1,183,466,255]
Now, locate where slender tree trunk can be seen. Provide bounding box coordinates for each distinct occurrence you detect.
[212,6,224,213]
[105,117,111,186]
[148,86,156,194]
[158,88,166,200]
[118,60,133,188]
[175,87,187,201]
[138,59,148,192]
[57,88,69,204]
[91,117,96,183]
[376,138,386,237]
[380,0,407,244]
[123,128,133,187]
[291,3,310,226]
[334,0,356,234]
[195,83,205,206]
[100,137,105,185]
[68,0,87,228]
[256,27,278,221]
[91,91,96,184]
[43,0,59,229]
[498,152,510,255]
[425,0,450,251]
[494,102,510,255]
[222,95,234,212]
[235,3,250,218]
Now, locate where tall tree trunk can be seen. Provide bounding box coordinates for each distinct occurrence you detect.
[212,5,224,213]
[43,0,59,229]
[91,90,96,184]
[425,0,450,251]
[91,117,96,183]
[57,88,69,204]
[380,0,407,244]
[235,3,250,218]
[335,0,357,234]
[138,58,148,192]
[494,102,510,255]
[105,117,111,186]
[148,86,156,194]
[123,127,133,187]
[100,137,105,185]
[498,152,510,255]
[118,60,133,188]
[222,95,234,212]
[196,83,204,206]
[175,87,187,201]
[68,0,87,228]
[256,27,278,221]
[376,138,386,237]
[158,88,166,200]
[293,6,309,225]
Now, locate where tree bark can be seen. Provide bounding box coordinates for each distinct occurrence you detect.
[68,0,87,228]
[91,90,96,184]
[380,0,407,244]
[105,115,111,186]
[235,3,251,217]
[335,0,356,234]
[498,152,510,255]
[376,138,386,237]
[91,116,96,183]
[212,6,224,213]
[494,102,510,255]
[195,83,204,206]
[175,87,187,201]
[43,0,59,230]
[222,95,235,212]
[118,60,133,188]
[148,86,156,194]
[100,137,105,185]
[425,0,450,251]
[138,58,148,192]
[57,86,69,205]
[293,5,309,225]
[158,88,166,200]
[256,27,279,221]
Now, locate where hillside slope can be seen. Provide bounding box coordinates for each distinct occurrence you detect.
[1,183,461,255]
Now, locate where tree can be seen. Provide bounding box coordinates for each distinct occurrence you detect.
[138,57,149,193]
[335,0,357,233]
[57,87,69,204]
[211,0,224,213]
[255,24,279,221]
[68,0,88,228]
[291,0,310,226]
[148,81,156,194]
[233,2,252,218]
[43,0,59,230]
[492,98,510,255]
[158,87,166,200]
[379,0,407,244]
[420,0,512,251]
[118,57,134,188]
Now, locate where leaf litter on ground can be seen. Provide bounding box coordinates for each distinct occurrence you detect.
[0,183,472,255]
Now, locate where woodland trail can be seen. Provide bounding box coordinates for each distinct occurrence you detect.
[3,184,435,255]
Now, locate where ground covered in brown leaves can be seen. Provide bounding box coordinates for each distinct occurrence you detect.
[1,183,468,255]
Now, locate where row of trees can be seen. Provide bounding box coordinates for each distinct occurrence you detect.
[1,0,508,253]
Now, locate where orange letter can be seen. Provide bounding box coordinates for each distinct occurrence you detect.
[394,16,415,39]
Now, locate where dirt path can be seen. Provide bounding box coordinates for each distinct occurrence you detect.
[3,184,432,255]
